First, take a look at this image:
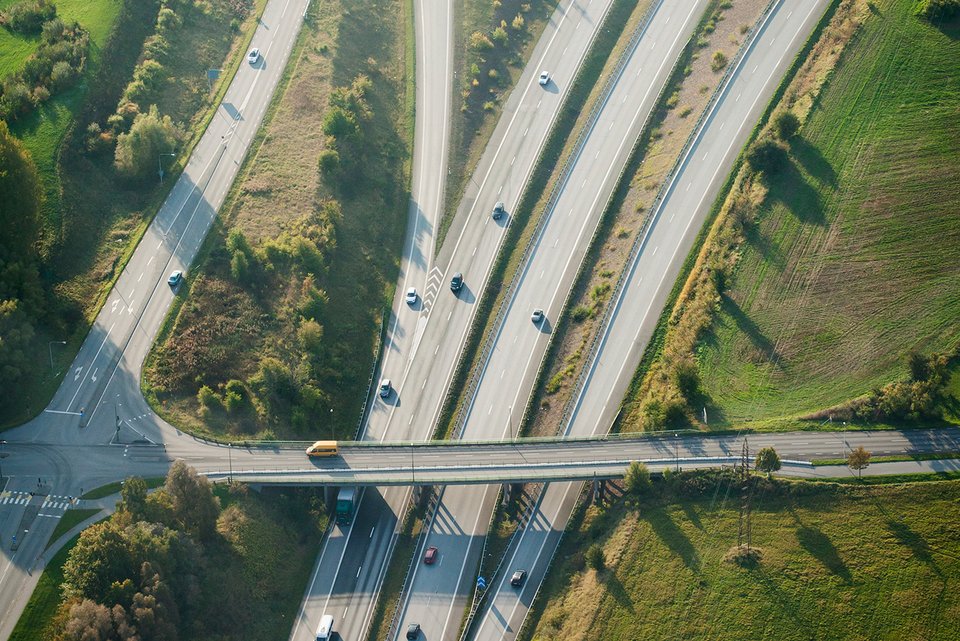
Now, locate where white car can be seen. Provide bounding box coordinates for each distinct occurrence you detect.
[538,71,550,86]
[379,378,392,398]
[247,47,260,64]
[531,308,544,323]
[405,287,418,304]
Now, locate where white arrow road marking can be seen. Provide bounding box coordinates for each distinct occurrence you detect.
[73,367,82,381]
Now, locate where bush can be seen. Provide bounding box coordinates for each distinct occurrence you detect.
[469,30,494,50]
[623,461,651,496]
[674,361,700,401]
[916,0,960,20]
[773,110,800,140]
[2,0,56,34]
[114,105,182,178]
[197,385,221,410]
[746,138,788,175]
[711,50,728,72]
[317,148,340,174]
[586,544,605,571]
[571,305,592,323]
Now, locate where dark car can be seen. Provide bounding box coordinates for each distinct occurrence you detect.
[450,272,464,292]
[492,201,506,220]
[423,546,438,565]
[510,569,527,587]
[406,623,421,639]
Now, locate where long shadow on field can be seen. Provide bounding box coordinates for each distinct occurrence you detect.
[790,138,837,187]
[604,573,635,613]
[743,223,786,270]
[720,295,783,365]
[766,159,826,226]
[796,525,852,583]
[647,509,700,572]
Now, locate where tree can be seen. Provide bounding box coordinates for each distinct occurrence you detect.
[774,111,800,140]
[0,301,36,413]
[623,461,651,497]
[746,138,788,175]
[164,461,219,542]
[586,544,605,571]
[754,447,782,477]
[114,104,182,178]
[119,476,149,522]
[0,120,42,264]
[847,446,871,478]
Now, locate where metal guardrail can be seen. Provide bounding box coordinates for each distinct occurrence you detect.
[556,0,784,434]
[447,0,664,441]
[355,312,388,440]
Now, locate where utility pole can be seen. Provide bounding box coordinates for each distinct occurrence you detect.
[674,433,680,472]
[737,438,753,551]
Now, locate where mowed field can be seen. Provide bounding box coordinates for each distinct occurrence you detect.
[525,477,960,641]
[695,0,960,426]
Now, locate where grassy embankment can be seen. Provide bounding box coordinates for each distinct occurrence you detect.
[44,508,101,549]
[143,0,412,440]
[439,0,559,245]
[526,0,767,437]
[1,0,266,428]
[524,474,960,640]
[9,485,326,641]
[621,0,960,433]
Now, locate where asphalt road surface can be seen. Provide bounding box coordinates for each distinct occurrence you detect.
[391,1,710,639]
[282,0,620,639]
[470,2,833,639]
[285,0,455,638]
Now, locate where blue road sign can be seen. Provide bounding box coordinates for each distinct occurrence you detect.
[476,576,486,590]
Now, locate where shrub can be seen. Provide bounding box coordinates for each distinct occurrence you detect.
[711,50,728,72]
[41,16,64,42]
[745,138,788,175]
[774,111,800,140]
[49,60,76,91]
[623,461,651,496]
[317,148,340,174]
[197,385,221,410]
[469,31,494,50]
[492,26,508,45]
[586,544,605,571]
[2,0,56,34]
[916,0,960,20]
[114,105,182,178]
[571,305,592,323]
[512,13,525,30]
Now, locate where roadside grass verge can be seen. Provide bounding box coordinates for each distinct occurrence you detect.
[622,0,960,433]
[440,0,560,245]
[144,0,412,441]
[8,534,78,641]
[2,0,266,428]
[44,508,101,550]
[811,452,960,466]
[80,476,163,500]
[525,0,767,437]
[522,474,960,640]
[434,0,643,441]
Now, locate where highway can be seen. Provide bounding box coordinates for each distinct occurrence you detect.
[284,0,455,637]
[286,0,619,638]
[469,2,833,639]
[391,1,710,639]
[0,0,310,637]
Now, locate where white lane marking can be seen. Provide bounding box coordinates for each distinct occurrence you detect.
[147,256,154,265]
[369,527,375,539]
[66,322,116,409]
[137,273,143,283]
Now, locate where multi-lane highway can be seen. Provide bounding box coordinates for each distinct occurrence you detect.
[470,2,833,639]
[286,0,455,637]
[391,1,710,638]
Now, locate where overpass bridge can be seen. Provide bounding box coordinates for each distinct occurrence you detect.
[193,427,960,485]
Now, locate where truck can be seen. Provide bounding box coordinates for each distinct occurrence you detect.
[335,487,358,526]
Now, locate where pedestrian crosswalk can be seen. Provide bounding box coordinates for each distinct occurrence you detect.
[0,492,76,509]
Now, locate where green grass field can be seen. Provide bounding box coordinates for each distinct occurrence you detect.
[525,477,960,640]
[44,508,101,550]
[695,0,960,427]
[8,534,78,641]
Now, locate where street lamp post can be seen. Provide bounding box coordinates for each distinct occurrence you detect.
[158,152,176,183]
[0,440,6,479]
[675,433,679,472]
[48,340,67,372]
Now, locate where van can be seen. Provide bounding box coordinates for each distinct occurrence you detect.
[315,614,334,641]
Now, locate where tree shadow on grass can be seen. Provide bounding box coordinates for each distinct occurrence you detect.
[680,502,704,531]
[720,295,783,364]
[603,572,635,613]
[646,509,700,572]
[885,519,943,576]
[790,137,837,187]
[753,566,818,640]
[743,222,786,270]
[765,158,826,226]
[796,525,852,583]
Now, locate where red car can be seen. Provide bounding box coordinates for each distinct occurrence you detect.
[424,546,438,565]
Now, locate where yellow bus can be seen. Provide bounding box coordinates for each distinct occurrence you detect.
[305,440,339,457]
